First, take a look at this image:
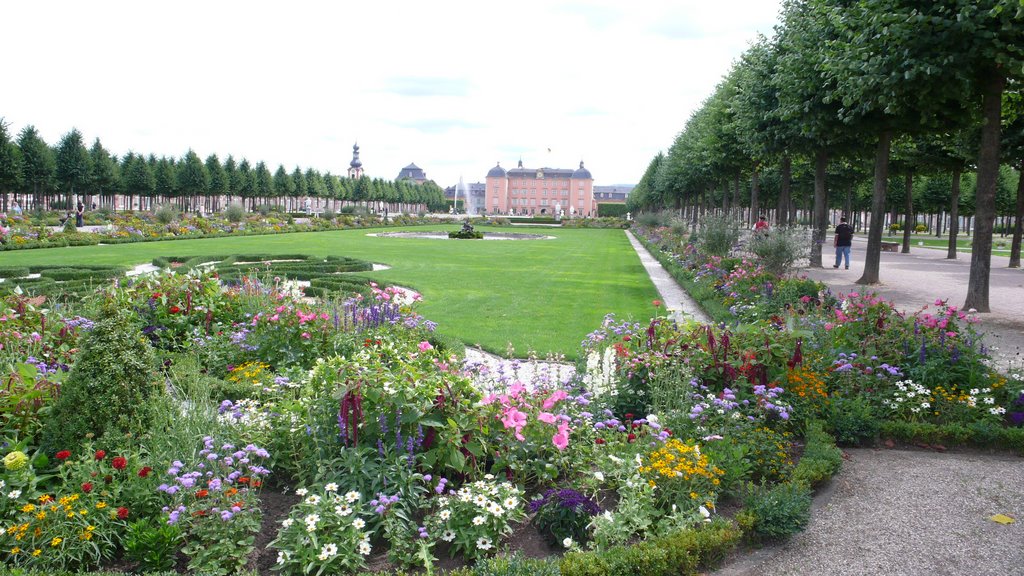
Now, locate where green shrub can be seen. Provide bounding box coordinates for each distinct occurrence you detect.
[742,481,812,541]
[322,206,337,220]
[597,203,629,217]
[747,226,810,276]
[41,306,162,453]
[694,213,742,257]
[123,517,183,572]
[154,204,179,224]
[449,229,485,239]
[879,420,1024,455]
[0,267,29,278]
[224,202,246,223]
[790,421,843,488]
[473,553,561,576]
[826,395,880,446]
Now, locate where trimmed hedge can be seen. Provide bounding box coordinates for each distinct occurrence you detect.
[0,267,30,278]
[791,421,844,488]
[597,203,629,217]
[880,420,1024,455]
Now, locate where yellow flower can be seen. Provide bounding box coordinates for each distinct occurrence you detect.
[32,549,41,557]
[50,537,62,547]
[20,504,35,513]
[95,502,107,509]
[35,512,46,521]
[10,547,20,555]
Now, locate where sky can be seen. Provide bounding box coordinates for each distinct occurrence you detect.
[3,0,782,189]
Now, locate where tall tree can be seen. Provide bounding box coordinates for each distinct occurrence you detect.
[122,152,155,210]
[222,155,238,205]
[88,138,117,209]
[254,161,273,204]
[55,128,92,209]
[0,119,23,211]
[17,125,55,208]
[205,154,228,212]
[176,150,209,211]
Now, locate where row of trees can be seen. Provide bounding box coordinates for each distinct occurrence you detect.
[0,122,449,215]
[628,0,1024,312]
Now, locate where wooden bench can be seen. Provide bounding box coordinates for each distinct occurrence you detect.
[880,241,899,252]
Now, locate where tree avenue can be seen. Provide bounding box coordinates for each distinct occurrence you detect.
[627,0,1024,314]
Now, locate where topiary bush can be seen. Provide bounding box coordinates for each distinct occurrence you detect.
[741,481,812,541]
[41,306,162,453]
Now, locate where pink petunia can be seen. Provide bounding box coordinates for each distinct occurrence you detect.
[542,390,568,410]
[418,341,433,352]
[501,407,528,431]
[537,412,557,424]
[552,423,570,451]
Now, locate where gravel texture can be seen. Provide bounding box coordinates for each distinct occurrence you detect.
[714,448,1024,576]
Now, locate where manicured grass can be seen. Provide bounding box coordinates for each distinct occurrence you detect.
[0,225,659,359]
[877,234,1015,254]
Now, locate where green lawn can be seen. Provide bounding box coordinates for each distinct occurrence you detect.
[879,234,1015,254]
[0,226,659,360]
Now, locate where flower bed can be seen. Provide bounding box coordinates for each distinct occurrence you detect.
[2,221,1016,575]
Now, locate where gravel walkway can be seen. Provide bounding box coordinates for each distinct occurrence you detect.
[713,447,1024,576]
[625,230,710,324]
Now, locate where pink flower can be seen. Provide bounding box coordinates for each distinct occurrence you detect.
[501,407,528,431]
[552,423,570,451]
[799,296,811,304]
[542,390,568,410]
[509,382,526,398]
[418,341,433,352]
[537,412,557,424]
[824,323,834,331]
[269,314,279,322]
[301,332,311,339]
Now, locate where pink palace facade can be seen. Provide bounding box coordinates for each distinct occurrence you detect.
[485,160,595,217]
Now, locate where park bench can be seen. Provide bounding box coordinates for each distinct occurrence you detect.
[880,241,899,252]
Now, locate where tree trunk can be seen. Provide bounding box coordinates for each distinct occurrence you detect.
[901,171,913,253]
[810,149,828,268]
[721,180,730,212]
[964,70,1004,312]
[947,168,961,259]
[1009,160,1024,268]
[778,155,792,226]
[857,130,892,285]
[733,171,741,218]
[750,167,761,225]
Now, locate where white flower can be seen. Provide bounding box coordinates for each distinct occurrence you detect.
[487,502,504,516]
[984,397,995,405]
[921,402,931,409]
[476,537,493,550]
[306,495,321,505]
[484,474,495,480]
[646,414,659,424]
[281,518,294,528]
[563,537,575,549]
[7,490,21,499]
[970,388,980,395]
[352,518,366,529]
[990,406,1006,415]
[345,491,361,503]
[335,504,352,516]
[358,540,372,555]
[441,529,456,542]
[699,505,711,519]
[383,381,395,394]
[0,480,5,491]
[324,483,338,492]
[295,488,309,497]
[317,542,338,561]
[472,515,486,526]
[503,497,518,509]
[473,494,488,506]
[276,550,291,564]
[594,471,605,482]
[439,509,451,520]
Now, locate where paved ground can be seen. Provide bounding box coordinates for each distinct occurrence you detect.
[625,230,710,324]
[713,447,1024,576]
[802,237,1024,371]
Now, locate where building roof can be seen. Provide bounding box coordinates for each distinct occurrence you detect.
[349,143,362,168]
[397,162,426,181]
[486,162,507,178]
[571,161,592,180]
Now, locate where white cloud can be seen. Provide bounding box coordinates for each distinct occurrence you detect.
[3,0,782,187]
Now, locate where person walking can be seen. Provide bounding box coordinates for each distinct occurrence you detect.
[833,217,853,269]
[75,201,84,228]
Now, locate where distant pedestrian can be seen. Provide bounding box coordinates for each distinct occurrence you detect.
[754,215,769,235]
[11,201,22,216]
[834,217,853,269]
[75,202,84,227]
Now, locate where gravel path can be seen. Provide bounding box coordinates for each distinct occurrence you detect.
[714,447,1024,576]
[625,230,710,324]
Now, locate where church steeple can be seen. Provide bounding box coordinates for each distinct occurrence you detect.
[347,142,364,179]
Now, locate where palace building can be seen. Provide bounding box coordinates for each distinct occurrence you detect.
[484,160,595,216]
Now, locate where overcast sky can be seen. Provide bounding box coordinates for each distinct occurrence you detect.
[4,0,781,188]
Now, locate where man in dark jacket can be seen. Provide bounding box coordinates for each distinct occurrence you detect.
[833,217,854,269]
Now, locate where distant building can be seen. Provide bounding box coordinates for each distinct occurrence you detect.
[484,160,595,217]
[397,163,427,184]
[443,182,486,215]
[593,185,634,204]
[347,143,364,179]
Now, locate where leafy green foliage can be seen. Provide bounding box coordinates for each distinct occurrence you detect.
[41,306,161,453]
[123,517,183,572]
[741,481,811,541]
[825,395,881,447]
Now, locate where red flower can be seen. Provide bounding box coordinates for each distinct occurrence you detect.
[111,456,127,470]
[627,433,637,442]
[138,466,153,478]
[251,480,262,488]
[169,305,181,314]
[56,450,71,460]
[595,438,606,445]
[152,292,163,299]
[94,450,106,460]
[652,299,662,307]
[238,477,250,485]
[624,413,634,420]
[195,489,209,498]
[81,482,93,493]
[116,507,130,520]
